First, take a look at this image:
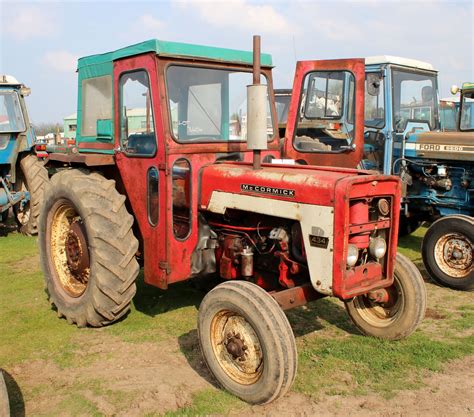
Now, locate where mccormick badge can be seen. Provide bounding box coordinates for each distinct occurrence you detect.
[241,184,296,198]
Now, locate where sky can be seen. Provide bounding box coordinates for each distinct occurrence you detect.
[0,0,473,124]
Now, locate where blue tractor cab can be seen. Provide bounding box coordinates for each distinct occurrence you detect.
[361,58,473,290]
[0,75,48,234]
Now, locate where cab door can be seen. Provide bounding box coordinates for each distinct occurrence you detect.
[282,59,365,168]
[114,53,169,289]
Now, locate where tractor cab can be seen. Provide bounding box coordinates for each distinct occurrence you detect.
[0,75,47,232]
[0,76,35,173]
[362,56,440,174]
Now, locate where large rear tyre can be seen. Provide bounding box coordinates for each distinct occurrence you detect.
[14,154,49,235]
[198,281,297,405]
[345,253,426,340]
[422,216,474,291]
[39,170,139,327]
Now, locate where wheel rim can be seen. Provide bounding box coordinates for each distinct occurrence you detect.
[49,199,90,297]
[352,277,404,328]
[433,232,473,279]
[210,310,263,385]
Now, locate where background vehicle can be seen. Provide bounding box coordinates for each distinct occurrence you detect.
[440,83,474,132]
[38,38,425,404]
[361,57,473,290]
[275,88,292,138]
[0,75,48,234]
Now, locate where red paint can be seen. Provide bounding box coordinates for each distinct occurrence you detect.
[349,200,370,248]
[271,283,325,310]
[283,59,365,168]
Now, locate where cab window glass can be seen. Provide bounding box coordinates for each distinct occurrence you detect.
[167,66,274,142]
[172,159,191,239]
[392,69,438,131]
[119,70,156,156]
[0,91,25,133]
[460,92,474,131]
[364,72,385,128]
[81,75,112,136]
[295,71,355,153]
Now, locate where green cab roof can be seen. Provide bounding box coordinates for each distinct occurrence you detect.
[77,39,273,69]
[462,82,474,91]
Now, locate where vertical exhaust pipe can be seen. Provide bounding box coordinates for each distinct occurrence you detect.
[247,35,268,170]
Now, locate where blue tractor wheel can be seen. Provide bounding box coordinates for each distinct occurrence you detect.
[422,215,474,291]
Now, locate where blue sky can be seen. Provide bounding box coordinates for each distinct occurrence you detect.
[1,0,473,123]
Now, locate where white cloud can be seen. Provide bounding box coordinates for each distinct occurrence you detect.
[140,14,165,33]
[3,6,57,40]
[43,51,79,73]
[125,14,165,40]
[175,0,292,35]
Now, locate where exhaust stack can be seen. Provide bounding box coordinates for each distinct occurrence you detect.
[247,35,268,170]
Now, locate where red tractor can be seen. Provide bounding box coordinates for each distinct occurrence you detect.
[38,37,426,404]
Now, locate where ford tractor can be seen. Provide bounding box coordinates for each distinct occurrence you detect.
[0,75,48,234]
[358,57,473,290]
[38,38,426,404]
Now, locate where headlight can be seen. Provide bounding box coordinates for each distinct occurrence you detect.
[346,244,359,267]
[369,237,387,259]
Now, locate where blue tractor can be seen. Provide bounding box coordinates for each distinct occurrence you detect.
[0,75,48,234]
[362,57,473,290]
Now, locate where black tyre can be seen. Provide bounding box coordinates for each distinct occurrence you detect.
[422,216,473,291]
[14,154,49,235]
[345,253,426,340]
[198,281,297,405]
[39,169,139,327]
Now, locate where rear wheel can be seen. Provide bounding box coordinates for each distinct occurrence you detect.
[198,281,297,404]
[422,216,473,291]
[39,169,139,327]
[345,253,426,340]
[14,154,49,235]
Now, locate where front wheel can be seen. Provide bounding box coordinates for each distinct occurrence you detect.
[345,253,426,340]
[422,216,473,291]
[198,281,297,405]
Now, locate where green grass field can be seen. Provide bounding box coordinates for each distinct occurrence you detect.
[0,227,473,416]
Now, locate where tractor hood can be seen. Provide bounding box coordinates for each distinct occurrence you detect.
[405,131,474,162]
[200,162,400,208]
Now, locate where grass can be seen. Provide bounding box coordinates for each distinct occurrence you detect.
[0,227,473,416]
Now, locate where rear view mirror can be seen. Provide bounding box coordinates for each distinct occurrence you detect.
[367,73,381,96]
[97,119,112,140]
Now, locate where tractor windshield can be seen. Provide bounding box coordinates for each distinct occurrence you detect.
[0,90,26,133]
[166,66,274,143]
[392,69,439,131]
[293,70,355,153]
[459,90,474,131]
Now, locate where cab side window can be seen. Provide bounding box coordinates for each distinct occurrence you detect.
[119,70,157,156]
